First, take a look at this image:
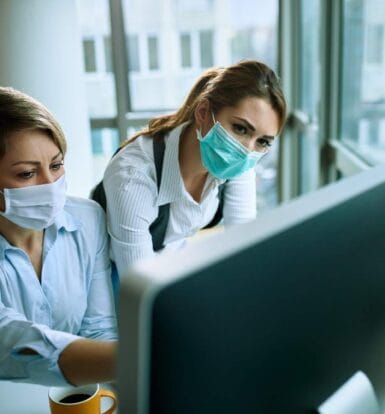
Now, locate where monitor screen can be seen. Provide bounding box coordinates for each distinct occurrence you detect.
[118,165,385,414]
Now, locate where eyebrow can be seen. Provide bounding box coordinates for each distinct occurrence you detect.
[11,152,63,167]
[233,116,256,132]
[233,117,275,140]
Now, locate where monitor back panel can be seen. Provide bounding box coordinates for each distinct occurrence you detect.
[148,184,385,413]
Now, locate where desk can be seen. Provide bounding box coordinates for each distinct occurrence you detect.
[0,381,117,413]
[0,381,50,413]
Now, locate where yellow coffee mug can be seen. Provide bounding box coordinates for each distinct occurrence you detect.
[49,383,117,414]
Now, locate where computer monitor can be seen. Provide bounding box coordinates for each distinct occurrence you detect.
[118,164,385,414]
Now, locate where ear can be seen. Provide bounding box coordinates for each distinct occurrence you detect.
[194,99,211,131]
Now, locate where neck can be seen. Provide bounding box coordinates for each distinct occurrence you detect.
[0,215,43,252]
[0,216,44,279]
[178,123,209,203]
[179,123,207,180]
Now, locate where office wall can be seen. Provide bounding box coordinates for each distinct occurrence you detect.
[0,0,93,197]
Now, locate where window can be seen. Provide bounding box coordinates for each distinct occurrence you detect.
[83,39,97,72]
[298,0,321,194]
[76,0,117,192]
[91,128,120,182]
[231,29,256,63]
[199,30,214,67]
[366,24,384,65]
[91,129,104,155]
[77,0,279,210]
[176,0,213,13]
[127,34,140,71]
[340,0,385,165]
[181,33,192,68]
[147,35,159,70]
[104,36,113,72]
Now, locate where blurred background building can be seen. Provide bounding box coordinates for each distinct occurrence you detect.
[0,0,384,214]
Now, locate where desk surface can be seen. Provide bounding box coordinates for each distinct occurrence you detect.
[0,381,117,413]
[0,381,50,413]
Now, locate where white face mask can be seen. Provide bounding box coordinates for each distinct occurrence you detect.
[0,175,67,230]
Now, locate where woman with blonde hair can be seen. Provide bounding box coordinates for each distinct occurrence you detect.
[98,60,287,273]
[0,87,117,386]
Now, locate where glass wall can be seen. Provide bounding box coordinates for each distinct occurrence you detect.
[122,0,278,114]
[340,0,385,165]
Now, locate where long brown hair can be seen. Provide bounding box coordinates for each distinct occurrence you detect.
[124,59,286,146]
[0,87,67,158]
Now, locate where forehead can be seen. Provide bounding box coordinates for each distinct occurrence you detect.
[2,129,60,164]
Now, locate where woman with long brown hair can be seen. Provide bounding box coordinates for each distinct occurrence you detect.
[101,60,287,273]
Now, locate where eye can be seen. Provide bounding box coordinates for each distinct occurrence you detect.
[255,137,273,151]
[232,123,248,136]
[17,170,36,180]
[51,160,64,171]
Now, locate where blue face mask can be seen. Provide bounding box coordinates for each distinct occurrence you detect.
[197,120,265,180]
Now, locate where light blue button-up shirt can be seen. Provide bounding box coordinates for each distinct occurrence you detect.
[0,197,117,386]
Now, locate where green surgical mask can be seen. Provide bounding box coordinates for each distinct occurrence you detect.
[197,120,265,180]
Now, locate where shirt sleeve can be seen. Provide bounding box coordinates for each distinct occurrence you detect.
[78,205,118,340]
[222,168,257,226]
[0,302,79,386]
[104,167,158,274]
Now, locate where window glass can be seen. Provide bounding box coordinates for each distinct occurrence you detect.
[366,24,384,65]
[148,35,160,70]
[76,0,117,189]
[91,128,120,182]
[83,39,97,72]
[181,33,192,68]
[77,0,279,211]
[228,0,277,69]
[123,0,279,213]
[299,0,321,194]
[104,36,113,72]
[76,0,116,119]
[340,0,385,164]
[123,0,278,111]
[127,34,140,71]
[199,30,214,67]
[231,30,253,62]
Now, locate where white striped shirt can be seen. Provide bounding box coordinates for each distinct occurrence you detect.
[103,123,257,273]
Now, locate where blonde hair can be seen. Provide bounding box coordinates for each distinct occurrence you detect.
[0,87,67,158]
[124,59,286,146]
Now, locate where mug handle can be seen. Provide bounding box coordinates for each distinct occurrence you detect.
[99,389,118,414]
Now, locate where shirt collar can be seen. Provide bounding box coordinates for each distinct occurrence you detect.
[53,206,82,232]
[0,205,81,258]
[0,233,10,258]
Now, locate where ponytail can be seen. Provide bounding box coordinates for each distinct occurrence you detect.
[121,68,222,147]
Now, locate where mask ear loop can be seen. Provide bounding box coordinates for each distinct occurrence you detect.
[197,109,218,141]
